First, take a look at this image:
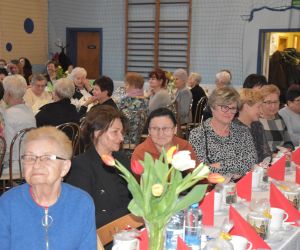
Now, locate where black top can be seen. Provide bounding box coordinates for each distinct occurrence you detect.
[35,98,80,127]
[190,85,206,122]
[79,98,119,118]
[66,146,132,229]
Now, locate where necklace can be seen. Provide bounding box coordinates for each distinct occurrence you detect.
[30,187,54,250]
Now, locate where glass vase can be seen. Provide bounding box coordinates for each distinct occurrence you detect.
[145,221,166,250]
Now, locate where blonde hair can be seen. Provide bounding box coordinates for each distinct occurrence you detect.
[23,126,72,159]
[208,86,240,108]
[239,88,263,108]
[125,72,144,89]
[189,72,202,84]
[260,84,280,99]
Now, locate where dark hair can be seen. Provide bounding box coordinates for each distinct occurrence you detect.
[243,74,268,88]
[0,82,4,100]
[46,60,59,68]
[148,68,167,88]
[0,68,8,77]
[93,76,114,97]
[145,107,177,130]
[81,105,127,148]
[286,84,300,102]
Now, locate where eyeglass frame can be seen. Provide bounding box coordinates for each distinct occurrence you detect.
[217,105,238,114]
[148,126,175,135]
[262,100,280,105]
[21,154,67,164]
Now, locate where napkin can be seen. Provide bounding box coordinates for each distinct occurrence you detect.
[292,147,300,165]
[229,206,271,249]
[236,171,252,201]
[296,167,300,185]
[138,229,148,250]
[176,237,190,250]
[268,155,286,181]
[199,190,214,226]
[269,182,300,225]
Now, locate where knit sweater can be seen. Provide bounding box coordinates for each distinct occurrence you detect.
[0,183,97,250]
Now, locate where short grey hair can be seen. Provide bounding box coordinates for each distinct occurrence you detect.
[215,71,231,86]
[3,74,27,99]
[54,78,75,99]
[31,74,47,85]
[189,72,202,85]
[69,67,87,80]
[208,86,240,109]
[173,68,188,82]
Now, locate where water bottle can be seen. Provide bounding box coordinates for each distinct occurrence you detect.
[184,203,202,250]
[165,210,184,250]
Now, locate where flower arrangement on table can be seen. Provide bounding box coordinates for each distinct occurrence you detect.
[165,71,176,101]
[102,146,224,250]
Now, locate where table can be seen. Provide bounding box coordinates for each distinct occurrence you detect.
[204,170,300,250]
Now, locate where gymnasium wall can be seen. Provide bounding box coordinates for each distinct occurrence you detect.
[0,0,48,70]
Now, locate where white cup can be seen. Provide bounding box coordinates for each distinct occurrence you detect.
[230,235,252,250]
[112,238,138,250]
[269,207,289,231]
[214,191,223,211]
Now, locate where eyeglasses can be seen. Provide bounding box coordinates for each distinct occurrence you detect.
[148,126,175,135]
[218,105,238,114]
[35,84,46,88]
[21,154,67,164]
[263,100,280,105]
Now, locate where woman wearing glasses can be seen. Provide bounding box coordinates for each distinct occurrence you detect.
[131,107,197,163]
[0,126,96,249]
[189,87,257,177]
[259,84,294,152]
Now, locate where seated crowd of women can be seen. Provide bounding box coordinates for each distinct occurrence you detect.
[0,62,300,249]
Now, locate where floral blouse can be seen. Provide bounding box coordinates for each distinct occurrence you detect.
[118,96,148,145]
[189,118,257,176]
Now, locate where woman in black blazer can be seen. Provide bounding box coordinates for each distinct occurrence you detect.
[66,105,131,229]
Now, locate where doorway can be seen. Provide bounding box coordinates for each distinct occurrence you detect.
[258,29,300,77]
[66,28,102,79]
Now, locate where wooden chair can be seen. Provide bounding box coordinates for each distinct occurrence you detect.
[0,128,34,191]
[97,213,144,246]
[56,122,81,156]
[0,136,7,194]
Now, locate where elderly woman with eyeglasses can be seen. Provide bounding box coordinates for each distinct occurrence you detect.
[131,107,197,164]
[23,74,52,114]
[189,87,257,177]
[259,84,294,153]
[0,126,97,249]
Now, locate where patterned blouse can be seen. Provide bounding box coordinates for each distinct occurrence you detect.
[118,96,148,145]
[189,118,257,176]
[259,114,294,152]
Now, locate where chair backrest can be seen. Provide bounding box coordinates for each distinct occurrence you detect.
[97,214,144,246]
[56,122,80,156]
[194,96,208,124]
[0,136,6,176]
[7,127,34,187]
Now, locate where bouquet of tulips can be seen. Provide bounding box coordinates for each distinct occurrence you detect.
[102,146,224,250]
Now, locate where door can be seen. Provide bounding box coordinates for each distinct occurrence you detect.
[66,28,102,79]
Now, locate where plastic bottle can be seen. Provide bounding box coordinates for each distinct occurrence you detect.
[165,210,184,250]
[184,203,202,250]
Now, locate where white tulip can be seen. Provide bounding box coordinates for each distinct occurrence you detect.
[171,150,196,171]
